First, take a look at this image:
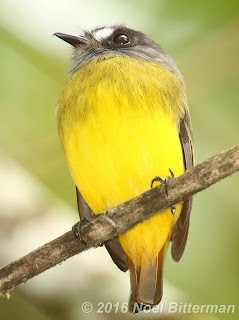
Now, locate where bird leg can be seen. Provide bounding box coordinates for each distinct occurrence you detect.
[72,217,95,246]
[151,167,176,214]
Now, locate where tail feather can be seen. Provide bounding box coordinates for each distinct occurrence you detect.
[128,241,169,313]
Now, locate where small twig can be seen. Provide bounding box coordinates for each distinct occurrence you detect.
[0,144,238,296]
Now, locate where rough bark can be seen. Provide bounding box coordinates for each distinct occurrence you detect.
[0,144,238,296]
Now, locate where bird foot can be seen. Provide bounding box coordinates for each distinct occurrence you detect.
[151,167,176,214]
[72,217,103,246]
[72,217,92,245]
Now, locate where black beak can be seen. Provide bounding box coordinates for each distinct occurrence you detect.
[53,32,88,47]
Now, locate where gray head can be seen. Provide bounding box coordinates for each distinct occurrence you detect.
[54,25,180,75]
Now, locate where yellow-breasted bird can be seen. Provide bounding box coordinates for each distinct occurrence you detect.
[54,25,194,312]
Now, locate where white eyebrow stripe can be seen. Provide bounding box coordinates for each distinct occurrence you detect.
[93,27,114,41]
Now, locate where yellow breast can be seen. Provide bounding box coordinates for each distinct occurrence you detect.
[58,56,186,266]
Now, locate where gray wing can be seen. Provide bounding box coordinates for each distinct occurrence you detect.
[76,187,128,271]
[76,187,94,220]
[171,109,194,262]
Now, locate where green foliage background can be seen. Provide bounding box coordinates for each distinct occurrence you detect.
[0,0,238,319]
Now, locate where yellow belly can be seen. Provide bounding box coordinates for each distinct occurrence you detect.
[58,56,185,266]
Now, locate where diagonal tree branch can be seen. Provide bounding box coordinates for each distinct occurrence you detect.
[0,144,239,296]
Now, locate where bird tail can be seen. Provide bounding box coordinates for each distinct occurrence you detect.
[128,240,169,313]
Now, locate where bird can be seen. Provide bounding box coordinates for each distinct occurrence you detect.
[54,24,194,313]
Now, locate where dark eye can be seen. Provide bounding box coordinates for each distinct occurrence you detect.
[113,33,130,45]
